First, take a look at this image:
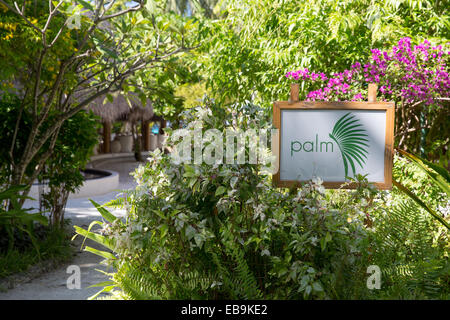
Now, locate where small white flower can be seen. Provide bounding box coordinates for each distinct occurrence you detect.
[312,176,323,185]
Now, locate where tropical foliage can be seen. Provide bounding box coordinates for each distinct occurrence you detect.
[0,185,47,253]
[0,0,200,207]
[202,0,449,108]
[38,110,100,228]
[76,100,449,300]
[0,0,448,302]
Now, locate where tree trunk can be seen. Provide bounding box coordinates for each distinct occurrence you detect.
[132,121,143,162]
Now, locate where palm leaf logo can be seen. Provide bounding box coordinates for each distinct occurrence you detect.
[329,112,369,178]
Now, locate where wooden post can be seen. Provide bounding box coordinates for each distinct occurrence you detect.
[102,121,111,153]
[368,83,378,102]
[289,83,299,103]
[159,119,167,134]
[142,120,150,151]
[365,84,376,228]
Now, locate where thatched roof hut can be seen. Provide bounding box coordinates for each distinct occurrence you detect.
[86,91,155,123]
[85,91,165,153]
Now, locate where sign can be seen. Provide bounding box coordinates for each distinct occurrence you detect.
[273,87,394,189]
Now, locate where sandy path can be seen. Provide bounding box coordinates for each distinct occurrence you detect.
[0,156,144,300]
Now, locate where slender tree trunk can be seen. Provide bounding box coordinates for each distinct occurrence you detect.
[132,120,143,162]
[10,120,63,208]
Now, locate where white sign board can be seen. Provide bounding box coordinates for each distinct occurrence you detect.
[273,101,395,189]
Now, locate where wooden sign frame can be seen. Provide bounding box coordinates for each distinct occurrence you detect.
[272,84,395,189]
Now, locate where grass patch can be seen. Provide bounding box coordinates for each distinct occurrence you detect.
[0,225,74,280]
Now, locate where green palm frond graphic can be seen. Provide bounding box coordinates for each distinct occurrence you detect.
[329,112,369,178]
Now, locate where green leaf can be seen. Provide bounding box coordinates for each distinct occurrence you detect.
[392,179,450,230]
[305,285,312,296]
[106,93,114,103]
[215,186,227,196]
[183,164,196,178]
[145,0,156,14]
[88,285,116,300]
[312,281,324,292]
[87,281,116,289]
[84,246,116,260]
[185,225,196,240]
[89,199,120,224]
[398,149,450,197]
[194,233,204,247]
[230,176,238,189]
[74,225,116,250]
[160,224,168,238]
[77,0,94,11]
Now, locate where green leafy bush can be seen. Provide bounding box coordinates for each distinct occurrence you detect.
[364,152,450,299]
[203,0,449,109]
[368,199,449,299]
[0,185,47,254]
[0,93,99,225]
[0,94,35,185]
[38,110,100,228]
[0,224,73,279]
[76,100,378,299]
[76,100,448,300]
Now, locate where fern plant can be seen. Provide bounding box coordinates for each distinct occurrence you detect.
[0,185,47,254]
[75,101,449,301]
[370,200,449,299]
[206,237,263,300]
[393,149,450,230]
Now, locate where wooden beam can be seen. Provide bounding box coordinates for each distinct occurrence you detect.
[160,119,167,134]
[142,120,150,151]
[289,83,299,103]
[103,121,111,153]
[368,83,378,102]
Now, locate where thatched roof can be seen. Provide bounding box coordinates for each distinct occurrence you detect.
[86,92,154,122]
[2,78,158,123]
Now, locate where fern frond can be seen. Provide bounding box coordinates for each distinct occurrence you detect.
[229,243,263,299]
[372,200,448,298]
[114,263,165,300]
[104,196,127,209]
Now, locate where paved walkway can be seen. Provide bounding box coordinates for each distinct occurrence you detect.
[0,156,145,300]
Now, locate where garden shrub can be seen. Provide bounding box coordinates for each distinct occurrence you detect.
[78,100,387,299]
[79,98,449,300]
[0,185,47,254]
[0,93,98,278]
[38,110,100,228]
[0,94,35,185]
[1,92,99,227]
[365,153,450,299]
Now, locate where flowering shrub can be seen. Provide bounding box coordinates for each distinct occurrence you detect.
[286,38,450,161]
[286,38,449,104]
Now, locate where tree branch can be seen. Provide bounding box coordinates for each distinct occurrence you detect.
[0,0,42,34]
[99,2,143,21]
[19,126,61,204]
[9,87,28,167]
